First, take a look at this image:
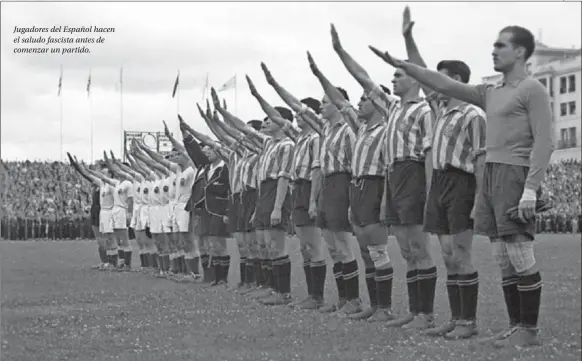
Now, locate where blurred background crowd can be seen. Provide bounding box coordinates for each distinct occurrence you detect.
[0,159,580,240]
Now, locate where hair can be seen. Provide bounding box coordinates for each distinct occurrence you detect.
[300,97,321,114]
[379,84,392,95]
[436,60,472,84]
[247,120,263,131]
[500,26,536,60]
[336,87,349,101]
[274,106,294,122]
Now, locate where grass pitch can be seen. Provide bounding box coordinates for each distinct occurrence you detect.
[1,234,580,361]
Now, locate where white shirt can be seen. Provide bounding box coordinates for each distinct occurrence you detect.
[150,178,163,206]
[176,166,195,203]
[100,180,115,210]
[133,181,142,206]
[113,180,133,208]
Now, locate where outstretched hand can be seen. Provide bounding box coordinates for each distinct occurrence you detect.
[330,23,342,51]
[163,120,171,137]
[261,62,275,85]
[210,87,220,108]
[402,6,415,36]
[369,46,406,68]
[246,75,258,97]
[306,51,320,76]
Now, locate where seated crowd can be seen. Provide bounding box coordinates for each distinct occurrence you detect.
[0,159,580,240]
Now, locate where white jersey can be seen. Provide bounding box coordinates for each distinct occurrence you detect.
[161,173,177,205]
[141,180,151,205]
[176,166,195,203]
[169,170,179,201]
[133,181,142,206]
[113,180,133,208]
[100,180,115,210]
[150,178,164,206]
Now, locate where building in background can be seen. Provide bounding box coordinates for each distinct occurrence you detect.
[482,41,581,163]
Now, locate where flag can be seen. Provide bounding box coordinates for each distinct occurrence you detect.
[57,65,63,96]
[218,75,236,92]
[172,70,180,98]
[86,70,92,98]
[201,72,209,102]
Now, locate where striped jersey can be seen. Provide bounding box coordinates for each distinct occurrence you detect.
[99,181,115,210]
[431,102,487,174]
[239,152,260,189]
[228,150,244,194]
[352,122,388,178]
[370,90,433,166]
[258,136,294,183]
[113,180,133,208]
[292,131,321,181]
[320,122,356,176]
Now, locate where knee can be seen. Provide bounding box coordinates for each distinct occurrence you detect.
[492,243,512,272]
[507,243,537,276]
[368,244,391,269]
[442,251,457,273]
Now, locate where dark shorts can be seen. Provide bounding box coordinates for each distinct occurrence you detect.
[238,188,257,233]
[474,163,535,240]
[227,192,241,234]
[316,172,352,232]
[292,179,315,227]
[349,176,384,227]
[424,167,476,235]
[196,208,229,238]
[254,179,291,231]
[385,160,426,226]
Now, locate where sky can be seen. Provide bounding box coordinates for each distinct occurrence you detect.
[1,1,581,162]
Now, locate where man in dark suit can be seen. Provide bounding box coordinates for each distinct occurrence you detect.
[182,123,232,286]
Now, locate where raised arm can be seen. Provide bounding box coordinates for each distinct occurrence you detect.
[401,6,440,104]
[198,103,233,145]
[137,141,178,173]
[110,150,142,182]
[83,162,117,186]
[163,121,187,157]
[103,151,133,182]
[127,152,152,180]
[307,51,358,133]
[331,24,377,94]
[369,46,489,109]
[133,145,169,176]
[67,153,99,185]
[211,87,267,147]
[178,117,211,167]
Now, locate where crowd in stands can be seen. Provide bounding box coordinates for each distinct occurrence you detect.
[0,159,580,240]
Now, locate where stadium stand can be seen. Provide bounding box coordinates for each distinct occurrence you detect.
[0,159,580,240]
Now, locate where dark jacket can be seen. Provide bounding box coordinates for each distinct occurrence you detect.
[183,134,230,217]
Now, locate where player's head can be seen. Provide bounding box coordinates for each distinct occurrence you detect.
[493,26,535,73]
[262,106,293,135]
[436,60,472,101]
[247,120,263,132]
[392,61,419,97]
[202,144,218,163]
[358,85,390,120]
[321,87,349,121]
[296,97,321,129]
[99,162,115,178]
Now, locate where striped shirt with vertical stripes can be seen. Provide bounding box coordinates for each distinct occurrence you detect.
[292,131,321,181]
[258,136,294,182]
[352,121,388,178]
[369,88,433,166]
[431,102,487,174]
[239,151,260,190]
[320,122,356,176]
[227,150,244,194]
